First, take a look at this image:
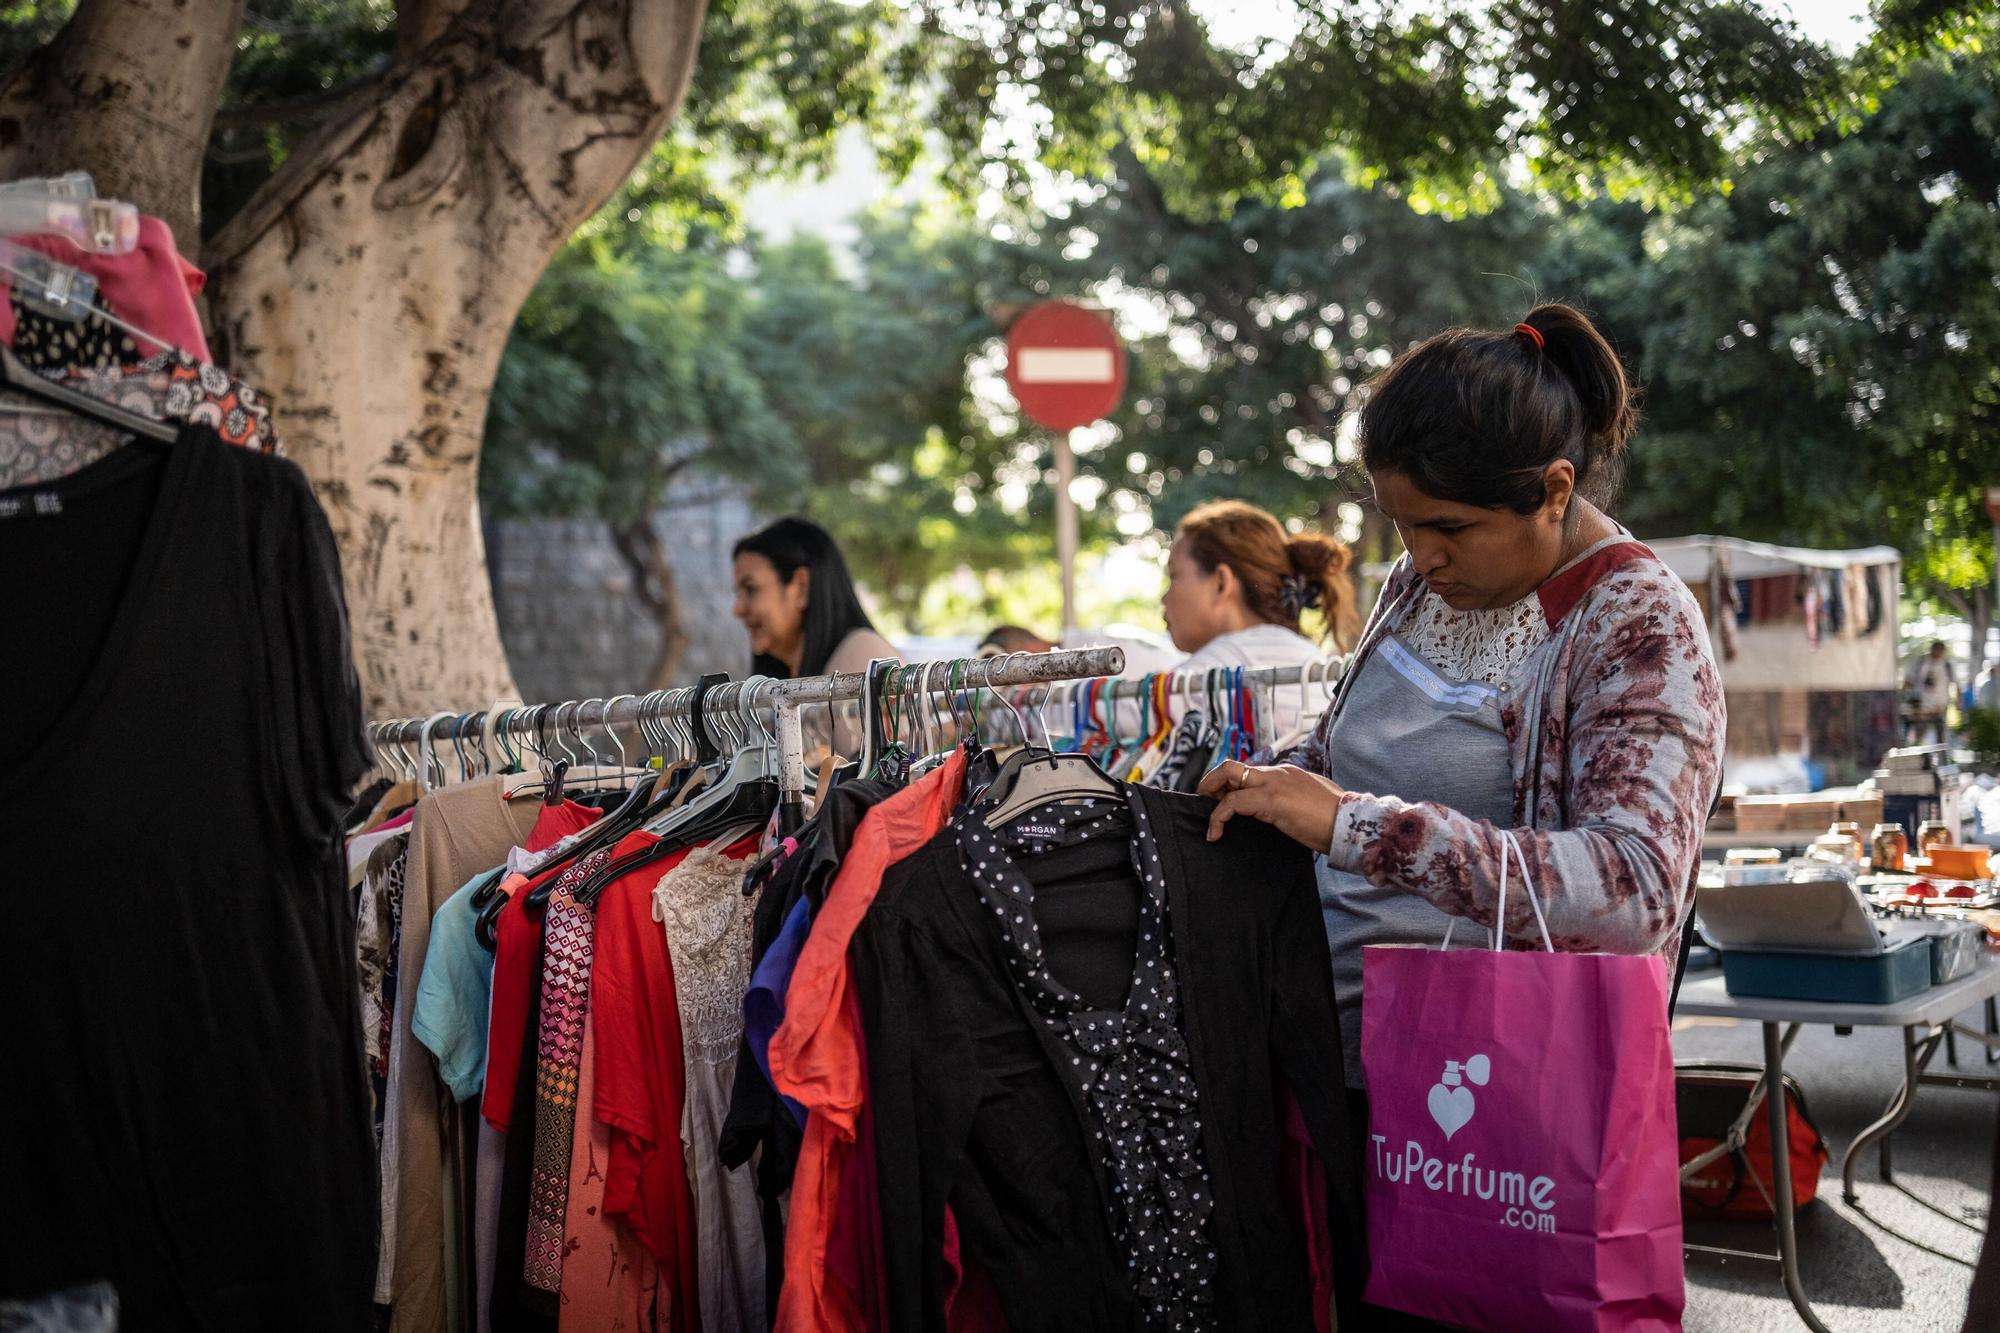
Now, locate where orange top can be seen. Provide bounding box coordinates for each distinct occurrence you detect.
[768,749,969,1333]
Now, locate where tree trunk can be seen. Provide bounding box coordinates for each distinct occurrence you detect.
[0,0,247,246]
[201,0,707,715]
[0,0,708,717]
[611,516,690,689]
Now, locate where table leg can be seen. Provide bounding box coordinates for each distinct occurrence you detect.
[1841,1024,1943,1201]
[1766,1021,1832,1333]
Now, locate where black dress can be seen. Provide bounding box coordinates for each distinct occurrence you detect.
[853,782,1365,1332]
[0,428,376,1329]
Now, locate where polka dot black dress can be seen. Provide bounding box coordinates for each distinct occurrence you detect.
[957,794,1221,1331]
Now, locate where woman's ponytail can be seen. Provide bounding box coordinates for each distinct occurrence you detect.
[1516,301,1639,504]
[1285,532,1359,651]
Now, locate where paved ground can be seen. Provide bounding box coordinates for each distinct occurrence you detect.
[1673,970,1995,1332]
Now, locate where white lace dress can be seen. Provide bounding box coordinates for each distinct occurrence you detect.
[653,843,765,1333]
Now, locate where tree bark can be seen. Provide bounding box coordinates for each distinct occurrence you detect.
[195,0,709,715]
[611,516,690,689]
[1939,585,1991,688]
[0,0,249,246]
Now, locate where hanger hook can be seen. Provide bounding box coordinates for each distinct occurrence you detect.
[982,651,1030,745]
[375,722,400,781]
[449,712,471,782]
[600,694,634,772]
[420,711,453,790]
[634,691,663,765]
[396,722,419,782]
[522,705,545,765]
[574,698,607,767]
[749,684,777,746]
[554,701,581,766]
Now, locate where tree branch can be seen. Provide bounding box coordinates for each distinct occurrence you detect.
[398,0,473,63]
[0,0,250,246]
[610,516,690,687]
[208,0,708,273]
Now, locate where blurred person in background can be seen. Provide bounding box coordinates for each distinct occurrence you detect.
[1904,640,1956,745]
[977,625,1056,658]
[1156,499,1358,740]
[733,516,900,754]
[1161,500,1359,670]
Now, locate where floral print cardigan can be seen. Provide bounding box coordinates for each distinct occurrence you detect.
[1294,540,1725,964]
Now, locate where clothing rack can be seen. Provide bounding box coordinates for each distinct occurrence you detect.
[977,657,1347,750]
[367,645,1130,807]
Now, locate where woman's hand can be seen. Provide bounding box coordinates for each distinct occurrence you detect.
[1197,761,1348,851]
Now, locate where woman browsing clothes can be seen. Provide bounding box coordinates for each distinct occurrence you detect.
[1201,303,1725,1103]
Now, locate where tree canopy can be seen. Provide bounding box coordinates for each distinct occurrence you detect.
[6,0,1967,696]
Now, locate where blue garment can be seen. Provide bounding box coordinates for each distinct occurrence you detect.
[412,872,498,1102]
[744,896,812,1127]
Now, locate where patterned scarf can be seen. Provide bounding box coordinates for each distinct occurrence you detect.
[523,846,615,1295]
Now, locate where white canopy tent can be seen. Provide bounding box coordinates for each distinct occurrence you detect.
[1649,535,1902,583]
[1651,535,1901,694]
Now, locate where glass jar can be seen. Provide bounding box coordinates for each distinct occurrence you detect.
[1870,823,1908,874]
[1828,821,1865,865]
[1918,820,1953,858]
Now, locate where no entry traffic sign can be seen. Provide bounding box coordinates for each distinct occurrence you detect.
[1005,300,1127,431]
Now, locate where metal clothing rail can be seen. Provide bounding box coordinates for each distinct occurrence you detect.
[368,646,1129,804]
[976,657,1347,749]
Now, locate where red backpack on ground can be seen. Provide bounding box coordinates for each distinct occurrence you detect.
[1675,1061,1830,1219]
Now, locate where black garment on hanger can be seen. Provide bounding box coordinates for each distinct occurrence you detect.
[853,785,1365,1333]
[490,912,557,1333]
[344,775,396,831]
[719,775,903,1311]
[956,794,1222,1329]
[0,426,375,1328]
[1,443,165,748]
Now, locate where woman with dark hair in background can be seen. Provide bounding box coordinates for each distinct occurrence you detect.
[732,517,900,751]
[1199,306,1724,1301]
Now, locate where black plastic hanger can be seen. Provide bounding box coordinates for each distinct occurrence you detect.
[975,747,1123,828]
[969,671,1123,827]
[574,776,779,908]
[522,673,731,910]
[0,344,176,443]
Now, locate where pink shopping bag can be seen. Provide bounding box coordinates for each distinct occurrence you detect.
[1359,835,1684,1331]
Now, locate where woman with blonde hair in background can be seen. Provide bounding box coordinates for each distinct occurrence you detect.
[1160,499,1358,738]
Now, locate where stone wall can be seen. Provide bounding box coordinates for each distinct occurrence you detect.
[488,484,760,705]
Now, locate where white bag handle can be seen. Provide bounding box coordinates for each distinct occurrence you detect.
[1439,830,1555,953]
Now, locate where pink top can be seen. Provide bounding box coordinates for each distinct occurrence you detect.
[3,215,209,358]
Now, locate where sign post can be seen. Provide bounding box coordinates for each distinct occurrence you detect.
[1004,300,1127,638]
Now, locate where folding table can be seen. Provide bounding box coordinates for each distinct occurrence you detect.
[1674,962,2000,1330]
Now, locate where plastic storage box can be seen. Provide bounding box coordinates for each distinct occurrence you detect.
[1902,919,1985,984]
[1719,937,1933,1005]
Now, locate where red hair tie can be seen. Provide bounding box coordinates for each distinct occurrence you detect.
[1514,322,1544,351]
